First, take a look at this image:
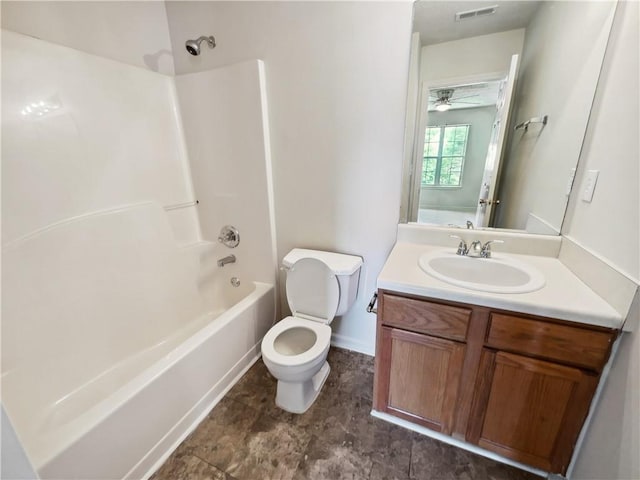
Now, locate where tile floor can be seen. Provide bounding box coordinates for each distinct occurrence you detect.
[151,348,541,480]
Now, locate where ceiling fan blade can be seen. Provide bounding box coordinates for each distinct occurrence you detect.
[451,93,480,100]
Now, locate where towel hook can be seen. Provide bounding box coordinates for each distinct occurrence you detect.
[514,115,548,131]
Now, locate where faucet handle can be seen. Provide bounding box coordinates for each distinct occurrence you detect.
[449,235,468,256]
[218,225,240,248]
[481,240,504,258]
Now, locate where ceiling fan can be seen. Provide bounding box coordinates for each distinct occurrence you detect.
[429,88,482,112]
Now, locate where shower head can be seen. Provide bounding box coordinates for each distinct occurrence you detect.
[185,35,216,56]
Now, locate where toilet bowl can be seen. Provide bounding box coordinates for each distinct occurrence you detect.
[261,317,332,412]
[261,249,362,414]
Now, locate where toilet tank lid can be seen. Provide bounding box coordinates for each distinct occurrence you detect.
[283,249,363,275]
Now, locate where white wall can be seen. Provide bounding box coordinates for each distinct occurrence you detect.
[0,1,175,75]
[420,29,524,85]
[175,60,277,286]
[1,30,198,246]
[421,106,495,211]
[563,5,639,283]
[496,1,617,232]
[165,1,413,354]
[566,1,640,478]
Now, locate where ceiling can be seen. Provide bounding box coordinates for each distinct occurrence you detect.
[413,0,541,46]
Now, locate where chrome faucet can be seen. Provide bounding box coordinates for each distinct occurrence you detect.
[217,254,236,267]
[450,235,503,258]
[479,240,504,258]
[449,235,469,256]
[469,240,484,257]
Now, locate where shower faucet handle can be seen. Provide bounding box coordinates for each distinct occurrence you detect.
[218,225,240,248]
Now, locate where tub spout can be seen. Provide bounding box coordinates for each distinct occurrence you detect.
[217,254,236,267]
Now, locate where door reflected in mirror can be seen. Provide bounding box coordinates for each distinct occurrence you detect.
[401,0,617,235]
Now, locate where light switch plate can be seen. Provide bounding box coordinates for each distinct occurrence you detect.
[582,170,599,202]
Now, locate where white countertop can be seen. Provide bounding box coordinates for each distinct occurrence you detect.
[377,242,623,329]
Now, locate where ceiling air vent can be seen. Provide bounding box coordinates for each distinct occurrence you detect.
[455,5,499,21]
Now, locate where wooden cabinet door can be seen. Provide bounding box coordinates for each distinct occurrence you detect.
[374,326,465,434]
[467,350,599,474]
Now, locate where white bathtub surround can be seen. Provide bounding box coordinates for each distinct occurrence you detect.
[1,30,199,246]
[2,203,275,479]
[174,60,278,287]
[2,24,279,479]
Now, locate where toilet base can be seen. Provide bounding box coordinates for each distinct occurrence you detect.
[275,361,330,414]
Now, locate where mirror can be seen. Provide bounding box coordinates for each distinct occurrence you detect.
[400,0,617,234]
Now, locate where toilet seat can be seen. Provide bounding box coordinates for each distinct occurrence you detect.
[261,316,331,367]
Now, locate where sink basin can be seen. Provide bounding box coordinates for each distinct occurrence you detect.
[418,251,545,294]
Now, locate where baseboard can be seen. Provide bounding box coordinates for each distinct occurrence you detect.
[331,333,375,357]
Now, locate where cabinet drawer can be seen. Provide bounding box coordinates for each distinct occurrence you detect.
[381,293,471,341]
[486,313,615,371]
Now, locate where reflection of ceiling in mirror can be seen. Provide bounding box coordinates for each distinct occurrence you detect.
[414,0,541,46]
[428,80,501,111]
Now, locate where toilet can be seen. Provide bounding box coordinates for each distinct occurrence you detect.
[261,248,362,413]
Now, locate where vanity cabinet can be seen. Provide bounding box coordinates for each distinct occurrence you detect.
[467,350,599,472]
[373,290,617,475]
[376,326,465,434]
[374,293,470,434]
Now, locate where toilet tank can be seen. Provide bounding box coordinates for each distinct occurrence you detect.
[282,249,362,317]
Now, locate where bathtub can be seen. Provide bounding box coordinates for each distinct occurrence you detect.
[1,203,276,479]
